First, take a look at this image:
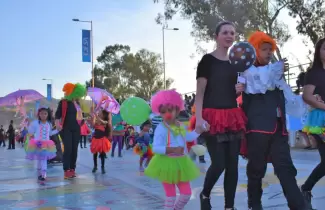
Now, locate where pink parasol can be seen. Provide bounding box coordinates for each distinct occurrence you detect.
[87,87,120,114]
[0,89,44,106]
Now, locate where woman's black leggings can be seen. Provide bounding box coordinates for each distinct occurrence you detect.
[301,134,325,191]
[93,153,105,168]
[202,135,241,208]
[61,129,80,171]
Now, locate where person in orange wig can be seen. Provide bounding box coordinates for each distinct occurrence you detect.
[241,31,312,210]
[55,83,86,179]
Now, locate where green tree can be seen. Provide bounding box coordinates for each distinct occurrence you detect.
[122,49,173,100]
[278,0,325,45]
[153,0,290,59]
[86,44,172,100]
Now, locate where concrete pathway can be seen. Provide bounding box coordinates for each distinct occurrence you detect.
[0,145,324,209]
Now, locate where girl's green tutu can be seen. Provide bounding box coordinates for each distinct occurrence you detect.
[144,154,200,184]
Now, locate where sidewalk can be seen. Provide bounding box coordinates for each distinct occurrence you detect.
[0,146,323,209]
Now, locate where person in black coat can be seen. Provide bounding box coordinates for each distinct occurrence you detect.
[242,31,311,210]
[7,120,15,150]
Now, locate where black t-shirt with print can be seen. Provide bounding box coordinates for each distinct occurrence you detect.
[304,67,325,101]
[196,54,238,109]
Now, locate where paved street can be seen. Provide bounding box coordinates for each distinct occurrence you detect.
[0,144,324,210]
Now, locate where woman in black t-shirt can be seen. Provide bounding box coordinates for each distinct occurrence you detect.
[301,38,325,207]
[195,21,246,210]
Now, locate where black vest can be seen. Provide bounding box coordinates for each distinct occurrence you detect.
[242,88,288,134]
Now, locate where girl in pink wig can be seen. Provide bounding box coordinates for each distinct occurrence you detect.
[145,89,208,210]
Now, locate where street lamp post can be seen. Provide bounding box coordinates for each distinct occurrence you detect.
[73,18,94,87]
[42,78,53,99]
[162,26,179,89]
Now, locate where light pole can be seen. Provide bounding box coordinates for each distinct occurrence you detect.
[42,78,53,100]
[162,26,179,89]
[73,18,94,87]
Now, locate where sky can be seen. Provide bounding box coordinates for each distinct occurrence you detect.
[0,0,313,99]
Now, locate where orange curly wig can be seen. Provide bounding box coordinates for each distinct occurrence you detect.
[248,31,277,58]
[62,83,75,96]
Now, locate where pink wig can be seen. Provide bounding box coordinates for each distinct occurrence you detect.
[151,89,185,114]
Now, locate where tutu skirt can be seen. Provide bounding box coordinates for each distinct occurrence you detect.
[26,139,57,160]
[202,108,247,134]
[303,109,325,135]
[134,143,154,158]
[145,154,200,184]
[90,137,112,154]
[191,108,246,142]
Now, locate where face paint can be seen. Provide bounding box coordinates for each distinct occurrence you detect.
[163,112,173,120]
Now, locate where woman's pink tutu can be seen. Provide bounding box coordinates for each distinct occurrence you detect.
[26,139,57,160]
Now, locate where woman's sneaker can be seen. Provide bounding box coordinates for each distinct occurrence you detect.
[70,169,77,178]
[64,170,72,179]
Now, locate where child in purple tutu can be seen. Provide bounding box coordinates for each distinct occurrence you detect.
[26,107,58,181]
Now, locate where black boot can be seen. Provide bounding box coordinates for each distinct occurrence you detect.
[100,153,105,174]
[200,192,212,210]
[101,167,106,174]
[93,153,98,173]
[300,187,314,210]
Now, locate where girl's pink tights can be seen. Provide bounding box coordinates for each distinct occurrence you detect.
[162,182,192,210]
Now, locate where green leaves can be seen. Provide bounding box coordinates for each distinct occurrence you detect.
[282,0,325,45]
[86,44,173,100]
[153,0,291,60]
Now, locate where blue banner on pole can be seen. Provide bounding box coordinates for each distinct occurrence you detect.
[47,84,52,101]
[82,30,91,62]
